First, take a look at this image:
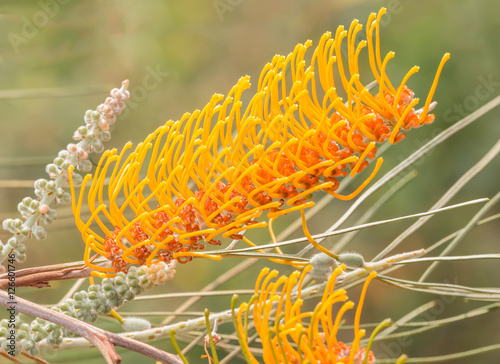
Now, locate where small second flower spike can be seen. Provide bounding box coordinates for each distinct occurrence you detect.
[234,265,378,363]
[70,8,449,277]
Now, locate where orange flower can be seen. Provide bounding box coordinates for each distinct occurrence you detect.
[70,7,449,277]
[235,265,377,363]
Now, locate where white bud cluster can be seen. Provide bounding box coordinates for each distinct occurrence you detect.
[0,262,175,355]
[0,236,26,262]
[0,81,130,265]
[0,317,38,356]
[16,197,57,227]
[309,252,338,279]
[139,260,177,289]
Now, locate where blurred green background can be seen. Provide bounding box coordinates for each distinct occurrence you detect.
[0,0,499,363]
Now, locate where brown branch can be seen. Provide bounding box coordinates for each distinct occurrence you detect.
[0,263,92,290]
[0,261,88,280]
[21,351,51,364]
[0,350,23,363]
[0,291,182,364]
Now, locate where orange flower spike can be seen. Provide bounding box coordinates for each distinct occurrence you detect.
[236,266,379,363]
[71,7,447,275]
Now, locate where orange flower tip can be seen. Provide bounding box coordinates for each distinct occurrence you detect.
[309,252,338,279]
[427,100,438,112]
[121,79,129,90]
[415,100,437,117]
[338,252,365,268]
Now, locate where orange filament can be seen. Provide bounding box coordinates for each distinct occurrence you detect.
[235,266,377,363]
[69,7,448,276]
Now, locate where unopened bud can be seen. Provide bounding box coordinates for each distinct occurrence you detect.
[122,317,151,332]
[338,252,365,267]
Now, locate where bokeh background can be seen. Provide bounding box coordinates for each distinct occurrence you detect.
[0,0,499,363]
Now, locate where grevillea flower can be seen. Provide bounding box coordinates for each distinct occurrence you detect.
[70,8,449,277]
[235,265,377,363]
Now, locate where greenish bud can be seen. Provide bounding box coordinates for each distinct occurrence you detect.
[33,333,45,342]
[16,244,26,254]
[91,111,101,120]
[46,181,56,192]
[123,291,135,301]
[21,340,34,352]
[20,226,31,237]
[84,110,93,121]
[70,172,83,187]
[29,200,40,210]
[91,139,104,153]
[18,204,31,215]
[122,317,151,332]
[32,225,47,240]
[16,253,26,263]
[55,188,65,198]
[34,179,48,189]
[22,197,32,206]
[47,209,57,220]
[94,304,106,314]
[101,131,112,142]
[64,328,76,337]
[108,297,124,307]
[79,160,93,172]
[46,163,60,176]
[53,157,65,167]
[116,285,129,295]
[7,237,18,248]
[60,160,70,170]
[31,322,41,331]
[128,278,139,288]
[105,290,117,299]
[114,276,126,286]
[77,126,88,135]
[58,150,70,158]
[52,327,61,338]
[338,252,365,267]
[59,192,71,204]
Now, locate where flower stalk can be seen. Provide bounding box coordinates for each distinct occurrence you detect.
[0,80,130,268]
